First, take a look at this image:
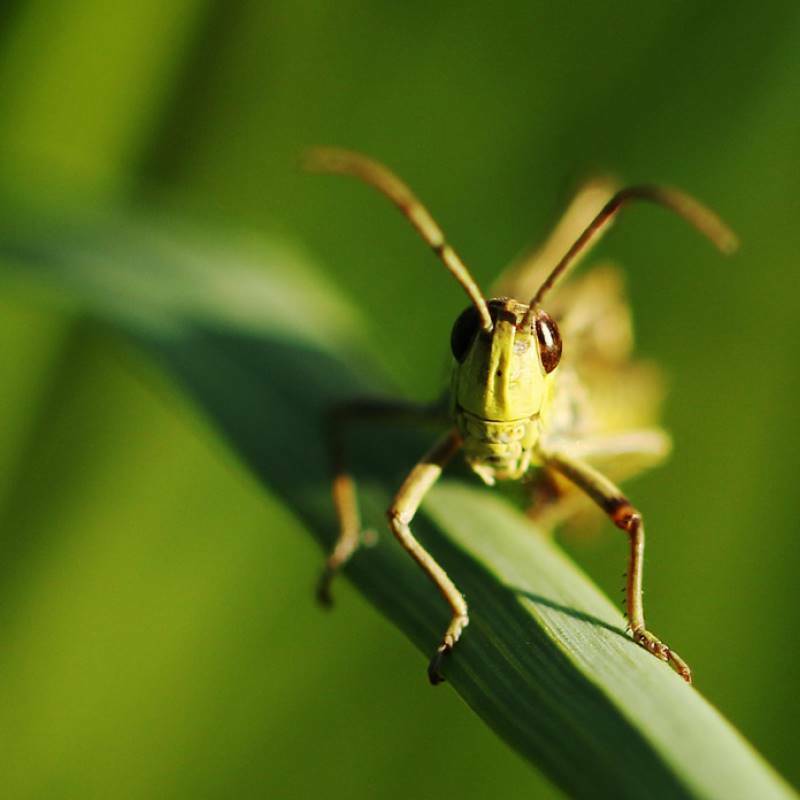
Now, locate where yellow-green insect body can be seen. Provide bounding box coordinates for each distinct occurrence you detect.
[307,147,737,685]
[450,298,557,484]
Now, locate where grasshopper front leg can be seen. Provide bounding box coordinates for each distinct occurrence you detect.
[322,399,446,606]
[540,444,692,683]
[387,429,467,685]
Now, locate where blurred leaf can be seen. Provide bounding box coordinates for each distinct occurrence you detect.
[0,205,794,800]
[0,0,213,557]
[0,0,209,191]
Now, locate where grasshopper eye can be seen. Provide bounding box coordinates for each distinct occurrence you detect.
[450,305,481,362]
[534,310,562,373]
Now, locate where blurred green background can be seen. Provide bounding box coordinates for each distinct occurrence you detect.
[0,1,798,797]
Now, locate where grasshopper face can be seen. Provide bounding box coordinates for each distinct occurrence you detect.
[450,298,562,483]
[451,298,561,422]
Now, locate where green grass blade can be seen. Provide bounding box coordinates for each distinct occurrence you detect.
[0,207,794,800]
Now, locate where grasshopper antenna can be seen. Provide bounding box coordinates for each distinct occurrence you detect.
[527,184,739,315]
[304,147,493,333]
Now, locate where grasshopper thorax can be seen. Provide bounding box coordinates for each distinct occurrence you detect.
[449,298,562,484]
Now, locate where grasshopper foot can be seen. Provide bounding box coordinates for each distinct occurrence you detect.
[427,614,468,685]
[318,529,373,608]
[316,568,336,609]
[427,642,452,685]
[633,628,692,683]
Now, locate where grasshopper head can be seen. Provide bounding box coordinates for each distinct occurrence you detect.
[450,298,562,422]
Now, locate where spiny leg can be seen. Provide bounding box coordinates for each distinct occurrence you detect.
[529,428,671,533]
[321,398,447,607]
[539,445,692,683]
[387,429,466,685]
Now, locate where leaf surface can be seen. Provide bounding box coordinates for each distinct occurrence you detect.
[0,207,793,800]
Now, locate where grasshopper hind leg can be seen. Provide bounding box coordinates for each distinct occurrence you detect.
[491,176,618,301]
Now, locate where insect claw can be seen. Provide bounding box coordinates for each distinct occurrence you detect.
[316,570,335,609]
[670,653,693,684]
[428,643,452,685]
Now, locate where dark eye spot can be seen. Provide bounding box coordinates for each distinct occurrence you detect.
[450,305,480,363]
[534,310,562,373]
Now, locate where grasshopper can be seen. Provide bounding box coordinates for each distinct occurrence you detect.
[305,148,737,685]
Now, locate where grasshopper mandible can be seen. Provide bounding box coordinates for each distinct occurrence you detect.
[305,148,737,685]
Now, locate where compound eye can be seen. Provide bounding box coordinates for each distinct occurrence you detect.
[450,305,481,363]
[534,310,562,373]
